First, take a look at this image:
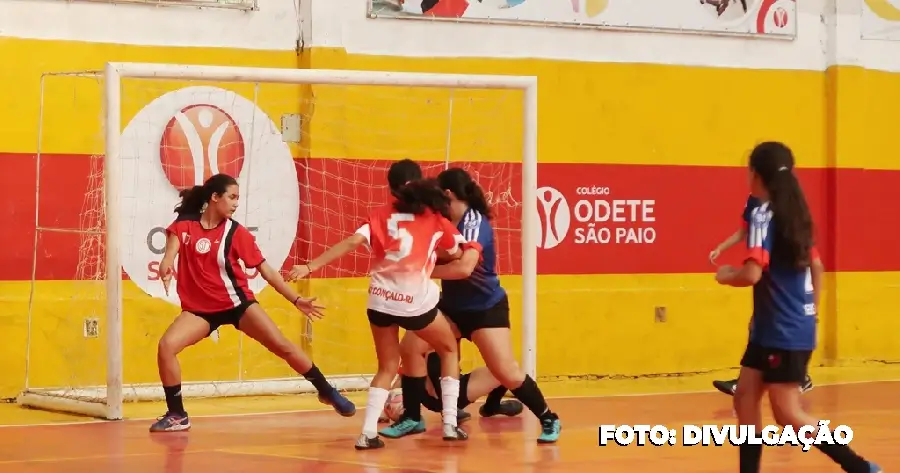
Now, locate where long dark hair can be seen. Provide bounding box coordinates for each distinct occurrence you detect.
[174,173,238,216]
[387,159,423,196]
[749,142,813,268]
[436,168,492,220]
[393,178,451,218]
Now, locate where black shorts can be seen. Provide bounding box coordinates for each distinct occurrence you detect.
[367,306,438,332]
[193,301,257,336]
[439,295,510,341]
[422,352,471,412]
[740,342,812,384]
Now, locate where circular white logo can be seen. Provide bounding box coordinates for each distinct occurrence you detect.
[119,86,300,305]
[536,186,570,250]
[195,238,212,254]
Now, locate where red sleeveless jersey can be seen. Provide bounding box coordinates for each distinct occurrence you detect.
[165,214,265,314]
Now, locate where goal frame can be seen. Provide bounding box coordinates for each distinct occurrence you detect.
[17,62,539,421]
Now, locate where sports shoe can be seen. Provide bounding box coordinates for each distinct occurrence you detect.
[800,375,814,394]
[537,414,561,444]
[319,389,356,417]
[442,423,468,441]
[354,433,385,450]
[479,399,524,417]
[379,417,426,438]
[458,410,472,423]
[713,378,738,396]
[149,411,190,432]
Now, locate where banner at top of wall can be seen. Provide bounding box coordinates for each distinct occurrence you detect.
[369,0,796,38]
[861,0,900,41]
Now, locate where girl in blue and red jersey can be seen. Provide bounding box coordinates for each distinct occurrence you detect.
[710,177,816,396]
[715,142,880,473]
[151,173,355,433]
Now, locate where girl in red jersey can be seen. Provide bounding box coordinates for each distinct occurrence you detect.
[289,160,479,450]
[716,142,880,473]
[150,173,356,433]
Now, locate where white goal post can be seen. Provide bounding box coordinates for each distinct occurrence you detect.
[18,62,538,421]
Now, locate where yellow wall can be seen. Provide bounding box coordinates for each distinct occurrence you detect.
[1,37,899,401]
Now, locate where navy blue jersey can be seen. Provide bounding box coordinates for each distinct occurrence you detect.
[439,208,506,312]
[746,203,817,351]
[742,194,762,227]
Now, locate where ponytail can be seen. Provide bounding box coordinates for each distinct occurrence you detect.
[174,185,208,215]
[436,167,492,220]
[392,178,451,218]
[748,142,813,269]
[767,169,814,268]
[462,180,492,220]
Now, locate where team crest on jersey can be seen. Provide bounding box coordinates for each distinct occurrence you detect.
[464,218,478,229]
[195,238,212,254]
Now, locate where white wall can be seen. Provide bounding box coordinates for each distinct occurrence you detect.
[0,0,301,50]
[2,0,899,72]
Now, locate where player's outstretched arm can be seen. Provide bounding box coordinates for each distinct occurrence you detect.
[288,233,368,281]
[258,262,325,319]
[709,227,746,264]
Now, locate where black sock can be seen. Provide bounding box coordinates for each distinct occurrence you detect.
[814,443,871,473]
[510,376,553,421]
[163,384,186,416]
[739,444,762,473]
[482,385,507,413]
[400,375,426,422]
[302,365,334,396]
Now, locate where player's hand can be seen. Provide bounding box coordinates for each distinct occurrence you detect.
[288,264,312,281]
[159,258,175,296]
[708,247,722,265]
[294,296,325,320]
[715,264,735,284]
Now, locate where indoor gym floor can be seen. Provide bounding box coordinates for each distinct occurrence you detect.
[2,365,899,473]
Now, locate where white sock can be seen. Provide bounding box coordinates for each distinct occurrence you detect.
[440,377,460,427]
[363,387,390,438]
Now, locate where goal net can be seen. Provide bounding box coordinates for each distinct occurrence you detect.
[18,63,537,420]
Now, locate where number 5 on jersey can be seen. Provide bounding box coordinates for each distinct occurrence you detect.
[386,213,414,262]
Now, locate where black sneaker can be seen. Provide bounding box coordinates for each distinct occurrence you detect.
[713,378,738,396]
[800,375,814,394]
[458,410,472,423]
[479,399,524,417]
[354,434,385,450]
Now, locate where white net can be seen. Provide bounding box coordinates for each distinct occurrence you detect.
[19,70,526,417]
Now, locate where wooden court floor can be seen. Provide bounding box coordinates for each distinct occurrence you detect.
[0,381,897,473]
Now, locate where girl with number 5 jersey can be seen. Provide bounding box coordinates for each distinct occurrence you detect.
[288,160,482,450]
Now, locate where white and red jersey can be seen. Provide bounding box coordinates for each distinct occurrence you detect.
[356,204,463,317]
[165,214,266,314]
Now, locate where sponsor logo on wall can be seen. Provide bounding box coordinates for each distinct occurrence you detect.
[369,0,796,37]
[862,0,900,40]
[119,86,300,304]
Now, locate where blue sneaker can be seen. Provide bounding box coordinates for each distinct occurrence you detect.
[149,411,190,432]
[319,389,356,417]
[868,462,882,473]
[537,415,561,444]
[379,417,426,438]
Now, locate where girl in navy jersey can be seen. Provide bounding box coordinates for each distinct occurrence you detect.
[715,142,880,473]
[383,168,561,444]
[289,160,478,449]
[151,173,355,433]
[711,177,817,396]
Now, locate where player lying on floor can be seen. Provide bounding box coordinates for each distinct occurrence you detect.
[380,351,524,423]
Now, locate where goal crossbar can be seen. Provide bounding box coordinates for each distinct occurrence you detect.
[18,62,538,421]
